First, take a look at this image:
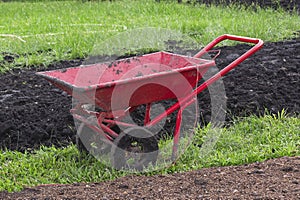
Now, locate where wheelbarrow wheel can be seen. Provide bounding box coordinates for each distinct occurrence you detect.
[76,117,113,155]
[111,127,159,171]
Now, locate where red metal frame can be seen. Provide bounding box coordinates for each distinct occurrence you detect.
[144,34,263,158]
[146,34,263,127]
[38,34,263,160]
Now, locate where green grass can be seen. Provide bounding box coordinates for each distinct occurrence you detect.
[0,0,299,71]
[1,112,299,192]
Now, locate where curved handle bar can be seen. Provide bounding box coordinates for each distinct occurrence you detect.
[146,35,263,129]
[194,34,264,77]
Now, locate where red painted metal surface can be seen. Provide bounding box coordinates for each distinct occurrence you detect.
[37,34,264,160]
[38,51,215,111]
[146,34,263,128]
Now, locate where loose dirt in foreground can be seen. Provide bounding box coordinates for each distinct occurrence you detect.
[1,156,299,199]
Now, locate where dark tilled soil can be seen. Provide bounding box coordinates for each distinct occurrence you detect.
[197,0,300,13]
[1,156,299,199]
[1,38,299,152]
[0,60,81,152]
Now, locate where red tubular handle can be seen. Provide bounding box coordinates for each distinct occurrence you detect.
[183,34,263,109]
[146,35,263,129]
[194,34,264,77]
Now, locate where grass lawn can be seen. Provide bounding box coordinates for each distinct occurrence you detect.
[0,0,299,71]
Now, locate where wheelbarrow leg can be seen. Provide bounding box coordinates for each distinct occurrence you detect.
[172,108,182,161]
[144,103,151,125]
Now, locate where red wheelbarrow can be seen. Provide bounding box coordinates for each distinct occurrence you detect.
[37,34,263,170]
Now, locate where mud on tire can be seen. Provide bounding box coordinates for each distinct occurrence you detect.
[111,127,159,171]
[76,116,112,155]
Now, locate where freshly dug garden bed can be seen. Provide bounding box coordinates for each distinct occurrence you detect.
[1,37,299,152]
[194,0,300,13]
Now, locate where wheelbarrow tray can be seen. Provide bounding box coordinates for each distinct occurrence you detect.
[37,51,215,111]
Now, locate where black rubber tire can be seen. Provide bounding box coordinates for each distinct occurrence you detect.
[111,127,159,171]
[76,117,114,155]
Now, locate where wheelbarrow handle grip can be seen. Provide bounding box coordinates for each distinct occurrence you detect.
[194,34,263,77]
[194,34,263,58]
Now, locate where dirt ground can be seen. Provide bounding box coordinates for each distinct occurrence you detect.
[0,0,299,199]
[197,0,300,13]
[1,36,299,152]
[1,156,299,199]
